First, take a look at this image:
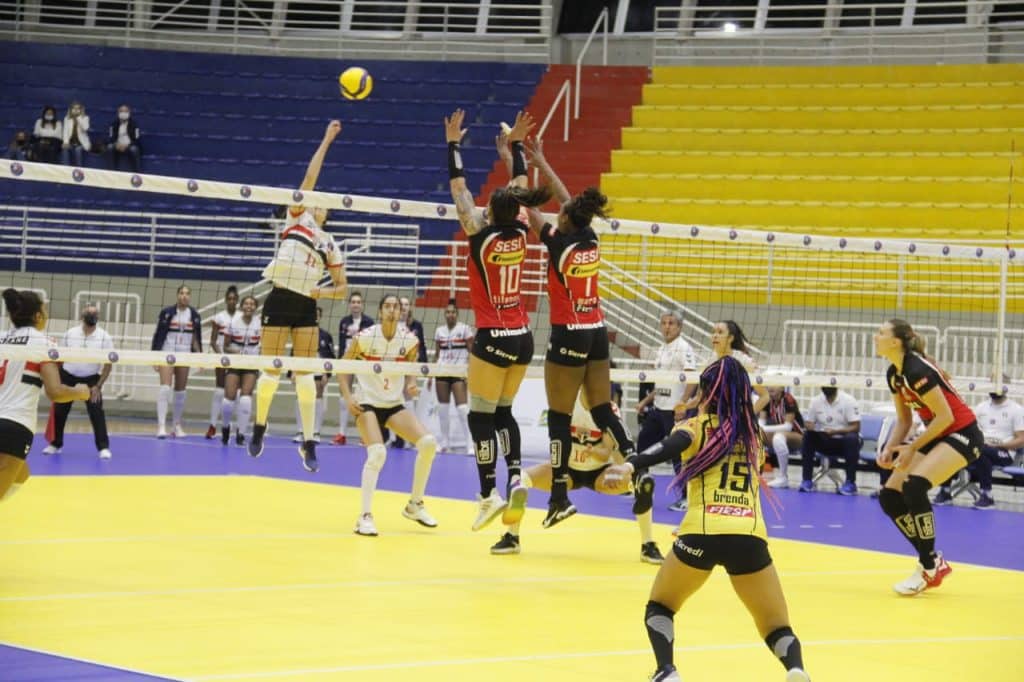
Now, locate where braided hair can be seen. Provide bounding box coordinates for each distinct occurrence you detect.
[671,355,763,493]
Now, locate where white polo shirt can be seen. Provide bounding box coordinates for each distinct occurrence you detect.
[806,391,861,431]
[973,399,1024,445]
[61,325,115,377]
[652,336,697,410]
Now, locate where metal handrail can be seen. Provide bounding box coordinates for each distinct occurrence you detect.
[574,6,609,120]
[532,77,572,184]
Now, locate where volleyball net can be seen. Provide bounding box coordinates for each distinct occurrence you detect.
[2,159,1022,411]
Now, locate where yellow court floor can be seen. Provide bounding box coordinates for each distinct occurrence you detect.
[2,476,1022,682]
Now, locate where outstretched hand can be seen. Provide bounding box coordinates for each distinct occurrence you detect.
[525,136,546,163]
[444,109,467,143]
[323,120,342,142]
[495,130,511,159]
[508,110,535,142]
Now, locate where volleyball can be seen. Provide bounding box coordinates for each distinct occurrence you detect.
[339,66,373,100]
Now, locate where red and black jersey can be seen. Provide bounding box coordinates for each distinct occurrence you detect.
[887,352,976,435]
[540,223,604,327]
[467,223,530,330]
[766,392,805,435]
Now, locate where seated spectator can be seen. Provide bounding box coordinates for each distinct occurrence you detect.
[107,104,142,172]
[32,105,62,163]
[5,130,31,161]
[60,100,91,167]
[799,386,861,495]
[933,387,1024,509]
[760,386,804,489]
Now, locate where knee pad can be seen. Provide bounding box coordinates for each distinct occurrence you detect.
[497,395,515,408]
[365,443,387,473]
[645,600,675,627]
[878,487,906,517]
[771,432,788,458]
[494,404,515,424]
[547,410,571,437]
[415,434,437,460]
[456,403,470,418]
[903,474,932,503]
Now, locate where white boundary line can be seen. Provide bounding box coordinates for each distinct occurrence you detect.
[187,635,1024,680]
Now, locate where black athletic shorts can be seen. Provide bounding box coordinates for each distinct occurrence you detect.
[569,464,610,491]
[435,376,466,386]
[227,368,259,378]
[360,403,406,432]
[672,534,773,576]
[0,418,33,460]
[471,327,534,368]
[546,325,609,367]
[261,286,317,329]
[920,421,984,464]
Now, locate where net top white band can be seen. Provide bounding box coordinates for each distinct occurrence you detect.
[2,160,1017,263]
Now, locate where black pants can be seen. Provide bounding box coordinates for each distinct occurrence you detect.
[801,431,860,483]
[51,368,110,451]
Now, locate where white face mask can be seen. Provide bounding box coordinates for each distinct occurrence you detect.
[44,114,54,121]
[118,111,130,121]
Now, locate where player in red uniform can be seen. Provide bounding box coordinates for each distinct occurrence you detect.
[445,109,550,531]
[875,318,982,595]
[502,137,636,529]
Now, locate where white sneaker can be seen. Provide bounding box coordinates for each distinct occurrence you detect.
[292,432,303,443]
[156,427,168,439]
[98,448,112,460]
[786,669,811,682]
[173,424,187,438]
[42,445,61,455]
[768,474,789,489]
[312,432,321,444]
[402,500,438,528]
[471,490,507,531]
[892,562,929,596]
[354,513,378,537]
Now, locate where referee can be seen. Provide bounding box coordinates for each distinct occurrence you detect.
[42,303,115,459]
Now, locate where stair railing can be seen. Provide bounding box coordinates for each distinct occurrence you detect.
[575,7,610,120]
[533,77,572,185]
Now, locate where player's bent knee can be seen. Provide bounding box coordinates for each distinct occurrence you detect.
[902,474,931,501]
[365,443,387,472]
[415,434,437,459]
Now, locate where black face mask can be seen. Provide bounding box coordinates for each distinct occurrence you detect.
[990,393,1005,402]
[83,313,98,326]
[821,387,838,400]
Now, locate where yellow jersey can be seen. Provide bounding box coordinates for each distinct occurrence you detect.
[675,414,767,540]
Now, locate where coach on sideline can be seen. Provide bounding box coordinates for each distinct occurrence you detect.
[42,303,115,460]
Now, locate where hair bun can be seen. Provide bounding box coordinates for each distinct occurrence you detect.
[2,288,20,313]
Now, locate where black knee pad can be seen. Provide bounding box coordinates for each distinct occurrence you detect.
[467,410,495,438]
[547,409,571,437]
[645,600,675,622]
[878,487,907,518]
[902,474,932,504]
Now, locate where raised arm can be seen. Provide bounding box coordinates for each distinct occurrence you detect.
[501,110,535,190]
[445,109,486,236]
[292,120,342,209]
[526,137,570,205]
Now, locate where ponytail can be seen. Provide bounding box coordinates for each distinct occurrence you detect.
[564,187,609,230]
[488,185,552,225]
[3,288,44,328]
[889,318,950,380]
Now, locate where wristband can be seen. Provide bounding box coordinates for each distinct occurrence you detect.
[510,141,527,178]
[447,142,465,180]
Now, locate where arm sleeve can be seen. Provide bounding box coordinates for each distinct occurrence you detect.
[628,428,695,470]
[151,310,167,351]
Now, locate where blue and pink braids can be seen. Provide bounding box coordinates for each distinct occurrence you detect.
[671,355,782,516]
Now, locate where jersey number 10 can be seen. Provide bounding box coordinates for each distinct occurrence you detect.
[499,263,521,296]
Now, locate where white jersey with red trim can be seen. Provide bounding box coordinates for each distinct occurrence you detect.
[568,400,627,472]
[225,313,262,355]
[0,326,51,433]
[212,310,234,352]
[351,324,419,407]
[435,322,473,366]
[163,308,196,352]
[262,208,343,297]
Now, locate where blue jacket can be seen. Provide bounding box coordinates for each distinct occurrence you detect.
[151,305,202,352]
[337,314,375,357]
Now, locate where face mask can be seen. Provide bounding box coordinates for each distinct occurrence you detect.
[990,393,1005,401]
[821,388,838,400]
[83,313,98,326]
[118,112,130,121]
[44,114,54,121]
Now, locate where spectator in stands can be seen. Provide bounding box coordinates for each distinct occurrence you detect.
[932,386,1024,509]
[333,291,374,445]
[32,105,62,163]
[760,386,805,489]
[41,303,115,460]
[799,386,862,495]
[6,130,31,161]
[107,104,142,172]
[635,310,697,510]
[60,101,91,167]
